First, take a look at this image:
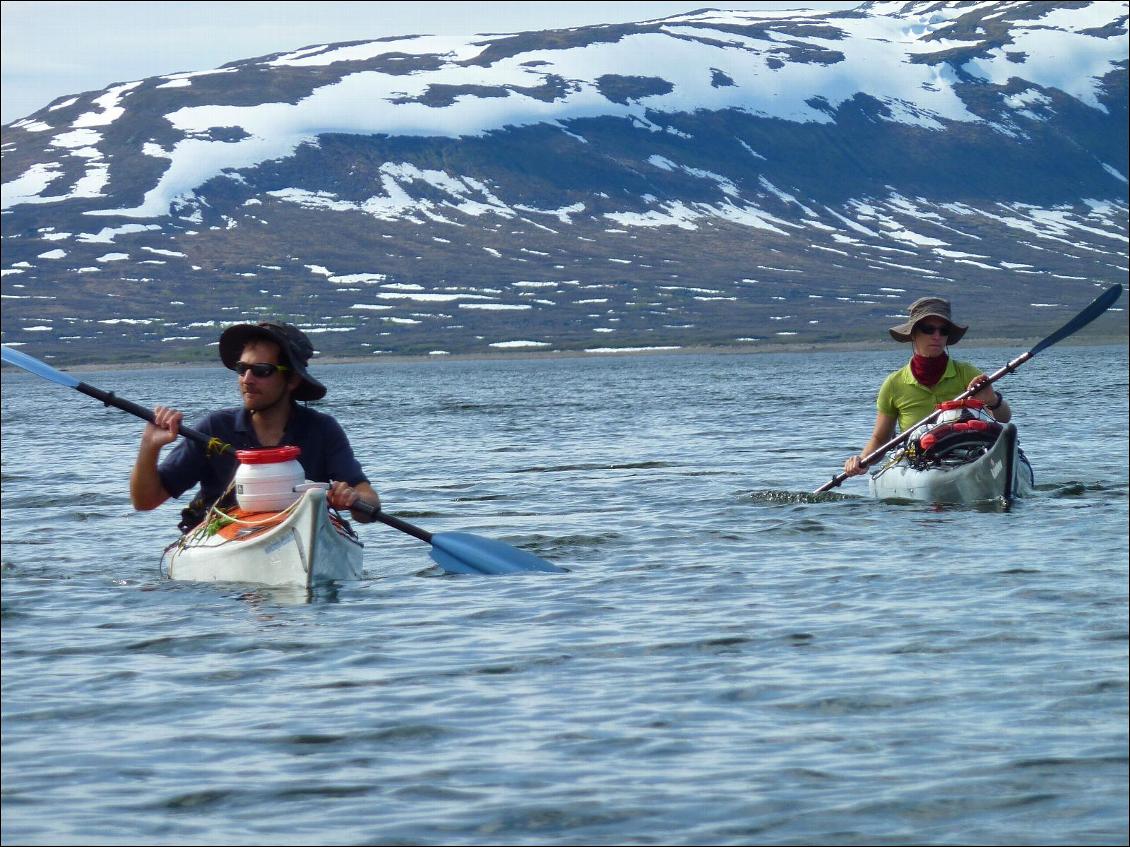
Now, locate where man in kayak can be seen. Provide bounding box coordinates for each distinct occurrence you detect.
[130,321,380,530]
[842,297,1011,477]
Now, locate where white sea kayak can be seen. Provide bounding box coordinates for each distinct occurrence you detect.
[165,487,363,587]
[870,420,1035,505]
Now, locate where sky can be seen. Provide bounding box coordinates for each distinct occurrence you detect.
[0,1,861,124]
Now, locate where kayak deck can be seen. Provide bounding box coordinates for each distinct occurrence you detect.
[165,488,363,587]
[869,422,1034,505]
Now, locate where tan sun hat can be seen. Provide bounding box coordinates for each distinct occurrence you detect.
[889,297,968,344]
[218,321,327,401]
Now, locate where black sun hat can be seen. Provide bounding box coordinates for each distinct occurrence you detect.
[888,297,968,344]
[218,322,327,401]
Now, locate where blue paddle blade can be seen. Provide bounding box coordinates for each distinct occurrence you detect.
[429,532,564,575]
[1,345,80,388]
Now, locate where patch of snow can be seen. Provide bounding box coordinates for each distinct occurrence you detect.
[458,303,533,310]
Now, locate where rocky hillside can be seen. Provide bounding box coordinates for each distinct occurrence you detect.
[2,1,1126,365]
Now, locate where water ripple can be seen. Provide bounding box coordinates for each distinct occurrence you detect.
[2,347,1127,846]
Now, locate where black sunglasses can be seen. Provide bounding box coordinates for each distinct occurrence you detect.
[916,323,951,336]
[234,361,290,377]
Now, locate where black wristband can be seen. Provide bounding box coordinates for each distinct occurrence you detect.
[986,390,1003,410]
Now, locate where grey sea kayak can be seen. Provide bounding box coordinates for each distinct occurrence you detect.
[870,421,1034,505]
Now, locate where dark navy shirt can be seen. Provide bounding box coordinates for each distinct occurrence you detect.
[158,403,368,509]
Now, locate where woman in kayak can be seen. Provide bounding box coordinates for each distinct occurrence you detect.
[130,321,380,530]
[842,297,1011,477]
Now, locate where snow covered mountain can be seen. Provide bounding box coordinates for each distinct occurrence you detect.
[2,1,1127,364]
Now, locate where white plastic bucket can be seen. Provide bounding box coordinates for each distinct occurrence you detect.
[234,446,304,512]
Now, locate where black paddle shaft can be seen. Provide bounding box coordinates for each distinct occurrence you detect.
[355,505,434,544]
[74,381,235,456]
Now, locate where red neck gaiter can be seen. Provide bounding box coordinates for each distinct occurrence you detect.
[911,352,948,387]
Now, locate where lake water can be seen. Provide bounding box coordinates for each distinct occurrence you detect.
[2,344,1127,845]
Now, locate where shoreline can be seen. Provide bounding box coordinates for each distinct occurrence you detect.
[314,333,1129,367]
[3,334,1126,373]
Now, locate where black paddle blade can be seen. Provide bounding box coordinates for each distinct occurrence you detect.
[1031,283,1122,356]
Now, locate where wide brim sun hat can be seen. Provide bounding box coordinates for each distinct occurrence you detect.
[218,322,327,401]
[889,297,968,344]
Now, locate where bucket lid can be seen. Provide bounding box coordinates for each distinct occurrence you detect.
[236,445,302,464]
